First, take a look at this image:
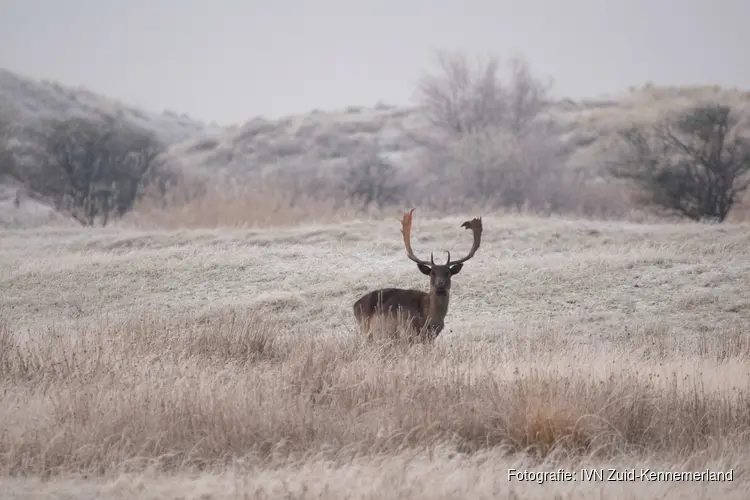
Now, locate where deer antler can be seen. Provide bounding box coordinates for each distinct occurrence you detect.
[401,208,432,266]
[447,217,483,265]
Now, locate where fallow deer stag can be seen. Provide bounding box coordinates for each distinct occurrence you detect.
[353,208,483,342]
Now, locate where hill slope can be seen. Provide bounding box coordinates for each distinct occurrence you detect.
[0,69,225,227]
[170,85,750,179]
[2,67,750,228]
[0,69,221,145]
[4,68,749,180]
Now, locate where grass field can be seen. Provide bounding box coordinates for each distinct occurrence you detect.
[2,212,750,499]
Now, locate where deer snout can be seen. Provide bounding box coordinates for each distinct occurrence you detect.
[434,279,449,294]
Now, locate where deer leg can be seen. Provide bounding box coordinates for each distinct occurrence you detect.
[424,324,443,343]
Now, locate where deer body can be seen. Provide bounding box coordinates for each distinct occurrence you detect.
[353,208,482,342]
[353,286,448,341]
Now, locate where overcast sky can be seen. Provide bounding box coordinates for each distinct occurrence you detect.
[1,0,748,125]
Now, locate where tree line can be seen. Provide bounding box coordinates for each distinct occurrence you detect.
[343,50,750,222]
[1,51,749,225]
[1,112,169,226]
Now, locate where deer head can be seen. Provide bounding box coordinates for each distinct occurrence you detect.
[401,208,483,296]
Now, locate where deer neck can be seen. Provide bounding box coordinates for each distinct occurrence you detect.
[425,288,450,324]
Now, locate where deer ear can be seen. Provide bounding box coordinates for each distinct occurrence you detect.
[417,263,431,275]
[449,264,463,275]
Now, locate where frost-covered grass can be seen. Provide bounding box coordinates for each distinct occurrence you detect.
[1,213,749,498]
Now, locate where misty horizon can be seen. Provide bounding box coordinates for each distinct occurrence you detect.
[2,0,749,125]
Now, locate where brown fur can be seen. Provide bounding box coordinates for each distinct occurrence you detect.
[353,208,482,343]
[353,262,462,342]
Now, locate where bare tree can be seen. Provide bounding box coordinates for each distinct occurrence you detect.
[341,146,405,210]
[504,56,553,136]
[410,50,565,210]
[609,104,750,222]
[0,109,20,183]
[135,156,185,207]
[441,123,566,209]
[31,115,164,226]
[414,50,505,138]
[414,50,552,140]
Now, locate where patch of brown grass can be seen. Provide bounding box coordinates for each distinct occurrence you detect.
[2,309,749,478]
[126,179,363,229]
